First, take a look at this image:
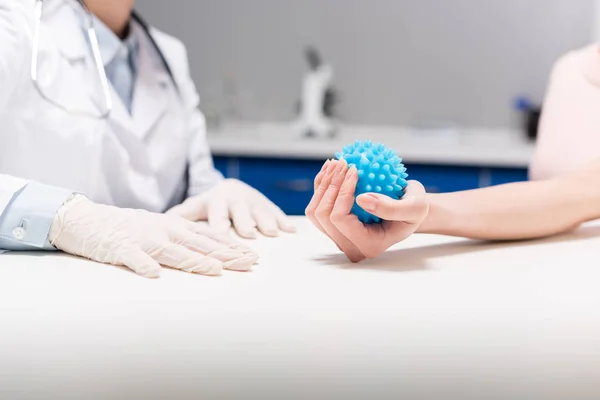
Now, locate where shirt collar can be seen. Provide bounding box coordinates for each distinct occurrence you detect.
[75,8,139,68]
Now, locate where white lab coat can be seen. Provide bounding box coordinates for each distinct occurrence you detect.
[0,0,221,215]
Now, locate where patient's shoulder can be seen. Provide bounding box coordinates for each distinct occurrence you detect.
[550,44,600,85]
[530,44,600,180]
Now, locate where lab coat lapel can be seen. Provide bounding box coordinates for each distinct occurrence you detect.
[43,0,102,114]
[48,1,87,61]
[107,86,136,132]
[130,35,170,139]
[47,1,126,122]
[44,1,170,139]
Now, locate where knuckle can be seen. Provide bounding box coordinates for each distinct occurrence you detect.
[315,185,328,196]
[337,186,351,197]
[305,204,316,217]
[314,203,332,220]
[314,207,328,220]
[408,179,425,189]
[327,182,341,192]
[330,210,345,225]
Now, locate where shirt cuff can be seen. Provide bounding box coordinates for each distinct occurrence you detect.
[0,182,74,251]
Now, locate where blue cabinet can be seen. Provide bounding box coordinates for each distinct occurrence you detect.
[238,157,324,215]
[213,156,323,215]
[213,156,528,215]
[212,156,229,177]
[489,167,529,186]
[404,164,482,193]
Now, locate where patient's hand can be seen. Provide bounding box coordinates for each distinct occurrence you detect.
[305,160,429,262]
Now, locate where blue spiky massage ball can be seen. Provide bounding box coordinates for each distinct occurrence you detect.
[335,140,408,224]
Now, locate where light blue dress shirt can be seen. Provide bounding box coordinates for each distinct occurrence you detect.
[0,17,139,252]
[93,16,139,113]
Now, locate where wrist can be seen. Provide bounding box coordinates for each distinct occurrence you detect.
[48,194,89,246]
[415,193,458,235]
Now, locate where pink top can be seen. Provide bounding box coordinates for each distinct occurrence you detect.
[530,44,600,180]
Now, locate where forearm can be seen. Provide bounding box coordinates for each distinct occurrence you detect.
[417,169,600,240]
[186,112,223,197]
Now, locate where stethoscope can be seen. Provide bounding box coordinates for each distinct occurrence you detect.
[31,0,179,119]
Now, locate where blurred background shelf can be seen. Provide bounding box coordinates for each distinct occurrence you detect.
[209,122,533,215]
[136,0,594,215]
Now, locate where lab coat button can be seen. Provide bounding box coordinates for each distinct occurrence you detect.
[13,227,25,240]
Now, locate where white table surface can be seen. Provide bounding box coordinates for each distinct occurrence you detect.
[207,122,536,168]
[1,217,600,400]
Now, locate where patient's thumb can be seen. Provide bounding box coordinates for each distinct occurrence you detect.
[356,191,428,222]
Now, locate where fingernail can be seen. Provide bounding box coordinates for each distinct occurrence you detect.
[326,160,337,173]
[358,194,378,212]
[347,166,358,178]
[321,160,330,171]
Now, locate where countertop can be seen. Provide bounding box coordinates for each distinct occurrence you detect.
[1,217,600,399]
[207,122,536,168]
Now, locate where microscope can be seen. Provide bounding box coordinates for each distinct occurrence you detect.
[293,46,338,139]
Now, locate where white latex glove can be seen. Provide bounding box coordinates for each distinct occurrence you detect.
[48,195,258,278]
[167,179,296,239]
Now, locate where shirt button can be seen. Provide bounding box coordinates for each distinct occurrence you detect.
[13,227,25,240]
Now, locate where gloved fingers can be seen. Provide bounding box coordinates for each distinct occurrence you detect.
[215,250,257,271]
[166,196,207,221]
[230,202,257,239]
[252,207,279,237]
[173,228,230,254]
[253,205,295,235]
[273,206,296,233]
[207,197,232,233]
[119,249,162,278]
[187,224,259,257]
[176,231,258,271]
[156,244,223,276]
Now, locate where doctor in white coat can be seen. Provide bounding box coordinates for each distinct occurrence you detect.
[0,0,295,278]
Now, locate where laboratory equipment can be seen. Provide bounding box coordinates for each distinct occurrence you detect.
[293,46,338,138]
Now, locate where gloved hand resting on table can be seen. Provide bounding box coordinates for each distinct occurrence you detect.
[167,179,296,239]
[305,160,429,262]
[49,195,258,278]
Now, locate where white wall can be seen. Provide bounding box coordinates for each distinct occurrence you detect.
[137,0,594,129]
[594,0,600,41]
